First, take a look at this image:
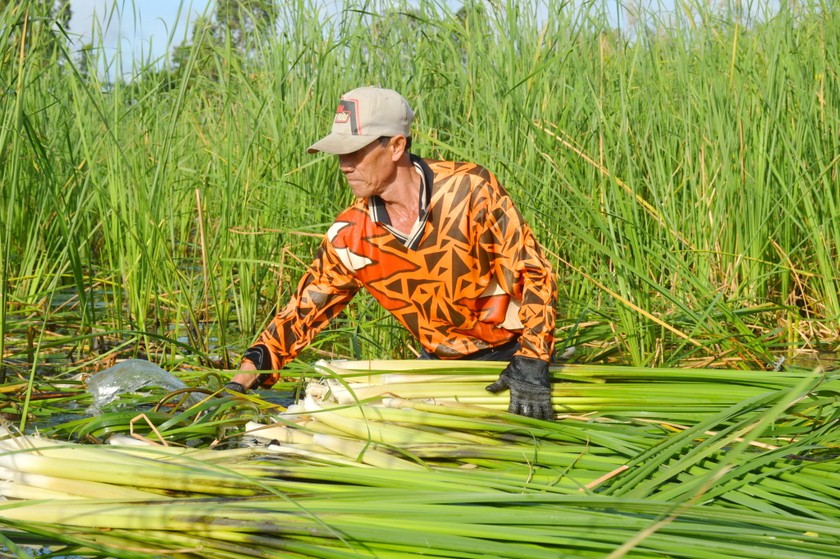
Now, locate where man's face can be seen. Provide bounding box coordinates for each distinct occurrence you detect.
[337,138,397,199]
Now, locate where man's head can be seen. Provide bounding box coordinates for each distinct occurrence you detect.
[307,87,413,155]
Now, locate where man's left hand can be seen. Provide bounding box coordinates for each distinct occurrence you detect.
[485,356,554,420]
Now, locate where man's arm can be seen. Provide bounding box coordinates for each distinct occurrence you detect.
[476,174,557,420]
[224,360,258,392]
[476,180,557,361]
[230,239,362,391]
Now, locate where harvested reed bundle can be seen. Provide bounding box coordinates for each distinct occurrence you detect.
[1,362,838,558]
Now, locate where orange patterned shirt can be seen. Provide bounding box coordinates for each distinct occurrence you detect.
[246,157,556,387]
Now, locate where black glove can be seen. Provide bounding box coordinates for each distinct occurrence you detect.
[485,355,553,420]
[224,381,247,394]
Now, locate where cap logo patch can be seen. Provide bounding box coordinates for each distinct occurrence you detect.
[334,98,361,135]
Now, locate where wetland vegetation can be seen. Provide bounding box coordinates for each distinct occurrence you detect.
[1,1,839,556]
[2,0,838,381]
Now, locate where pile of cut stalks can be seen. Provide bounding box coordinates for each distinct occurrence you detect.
[1,360,839,558]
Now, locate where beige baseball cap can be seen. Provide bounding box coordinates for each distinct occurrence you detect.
[307,86,414,155]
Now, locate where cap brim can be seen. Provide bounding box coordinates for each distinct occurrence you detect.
[307,133,379,155]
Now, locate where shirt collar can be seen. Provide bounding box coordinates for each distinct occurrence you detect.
[368,155,432,226]
[367,155,433,248]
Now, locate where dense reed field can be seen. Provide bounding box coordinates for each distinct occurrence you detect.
[1,0,838,381]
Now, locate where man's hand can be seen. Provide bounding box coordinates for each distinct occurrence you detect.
[224,381,247,394]
[485,356,553,420]
[220,362,258,395]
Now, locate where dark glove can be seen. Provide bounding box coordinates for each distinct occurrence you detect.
[485,356,553,420]
[224,381,247,394]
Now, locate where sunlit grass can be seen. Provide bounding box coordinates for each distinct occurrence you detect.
[2,2,838,556]
[1,0,838,383]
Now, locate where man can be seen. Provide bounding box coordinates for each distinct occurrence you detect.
[226,86,557,420]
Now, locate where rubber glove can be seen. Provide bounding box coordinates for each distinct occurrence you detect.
[224,381,247,394]
[485,355,553,420]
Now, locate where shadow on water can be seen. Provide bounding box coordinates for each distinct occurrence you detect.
[781,349,840,372]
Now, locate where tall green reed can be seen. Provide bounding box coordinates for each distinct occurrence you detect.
[1,0,837,378]
[2,2,98,365]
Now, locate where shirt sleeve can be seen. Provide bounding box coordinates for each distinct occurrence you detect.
[243,238,362,387]
[475,177,557,362]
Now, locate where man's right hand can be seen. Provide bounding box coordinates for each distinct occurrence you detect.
[223,362,259,394]
[224,381,247,394]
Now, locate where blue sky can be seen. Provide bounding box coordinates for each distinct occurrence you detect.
[68,0,210,72]
[66,0,468,76]
[69,0,755,77]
